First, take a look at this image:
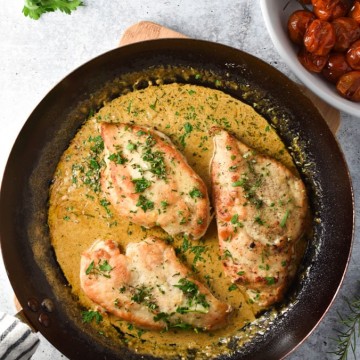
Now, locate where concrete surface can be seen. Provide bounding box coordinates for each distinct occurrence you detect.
[0,1,359,359]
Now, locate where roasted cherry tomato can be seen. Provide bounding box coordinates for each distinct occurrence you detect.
[311,0,351,21]
[288,10,316,45]
[332,17,360,52]
[346,39,360,69]
[336,70,360,101]
[349,2,360,25]
[304,19,336,56]
[298,47,329,72]
[322,52,352,82]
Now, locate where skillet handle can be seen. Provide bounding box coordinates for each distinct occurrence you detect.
[0,311,40,360]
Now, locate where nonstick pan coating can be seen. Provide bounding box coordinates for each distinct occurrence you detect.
[0,39,354,360]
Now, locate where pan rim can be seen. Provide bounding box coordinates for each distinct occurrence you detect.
[0,38,355,360]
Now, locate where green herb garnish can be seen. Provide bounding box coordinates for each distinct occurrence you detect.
[265,276,276,285]
[108,151,127,165]
[179,122,193,148]
[81,310,103,324]
[136,195,154,212]
[23,0,83,20]
[228,284,238,291]
[72,135,105,193]
[142,135,167,179]
[189,187,203,199]
[99,198,112,216]
[85,259,113,278]
[232,179,246,187]
[131,285,158,312]
[132,177,151,193]
[280,209,290,228]
[174,278,210,313]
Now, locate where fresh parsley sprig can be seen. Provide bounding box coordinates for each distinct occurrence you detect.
[23,0,83,20]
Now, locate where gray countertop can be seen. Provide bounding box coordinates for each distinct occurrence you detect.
[0,1,359,359]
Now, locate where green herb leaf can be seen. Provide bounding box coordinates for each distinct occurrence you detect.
[85,259,113,278]
[174,278,210,310]
[254,215,264,225]
[136,195,154,212]
[228,284,238,291]
[265,276,276,285]
[231,214,239,224]
[132,177,151,193]
[100,198,112,216]
[23,0,83,20]
[232,179,246,187]
[108,151,127,165]
[141,135,167,179]
[179,122,193,148]
[126,141,137,151]
[81,310,103,324]
[189,188,203,199]
[280,209,290,228]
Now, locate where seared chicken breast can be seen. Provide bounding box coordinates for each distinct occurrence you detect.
[80,237,231,331]
[210,128,308,307]
[100,123,210,239]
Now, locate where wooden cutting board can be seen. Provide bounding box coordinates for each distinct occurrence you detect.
[119,21,340,134]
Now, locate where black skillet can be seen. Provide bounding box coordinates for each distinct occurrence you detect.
[0,39,354,360]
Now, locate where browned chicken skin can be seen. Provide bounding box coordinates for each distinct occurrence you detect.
[100,123,211,240]
[210,128,308,307]
[80,237,232,331]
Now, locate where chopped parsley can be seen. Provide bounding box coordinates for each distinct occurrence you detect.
[108,151,127,165]
[179,122,193,148]
[136,195,154,212]
[254,215,264,225]
[189,187,203,199]
[280,209,290,228]
[228,284,238,291]
[232,179,246,187]
[85,259,113,278]
[99,198,112,217]
[161,200,168,208]
[71,135,105,193]
[132,177,151,193]
[126,141,137,152]
[131,285,158,311]
[223,249,233,259]
[81,310,103,324]
[174,278,210,313]
[177,236,208,267]
[142,135,167,179]
[265,276,276,285]
[230,214,240,225]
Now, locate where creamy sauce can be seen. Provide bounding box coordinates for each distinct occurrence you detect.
[48,83,297,359]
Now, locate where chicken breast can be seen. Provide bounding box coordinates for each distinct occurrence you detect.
[100,123,210,239]
[80,237,231,331]
[210,128,308,307]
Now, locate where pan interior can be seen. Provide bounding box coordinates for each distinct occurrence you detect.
[0,39,353,360]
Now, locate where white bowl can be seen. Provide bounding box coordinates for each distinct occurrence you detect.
[260,0,360,118]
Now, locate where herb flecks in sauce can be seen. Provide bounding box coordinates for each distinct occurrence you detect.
[49,82,299,360]
[81,310,103,324]
[85,259,113,278]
